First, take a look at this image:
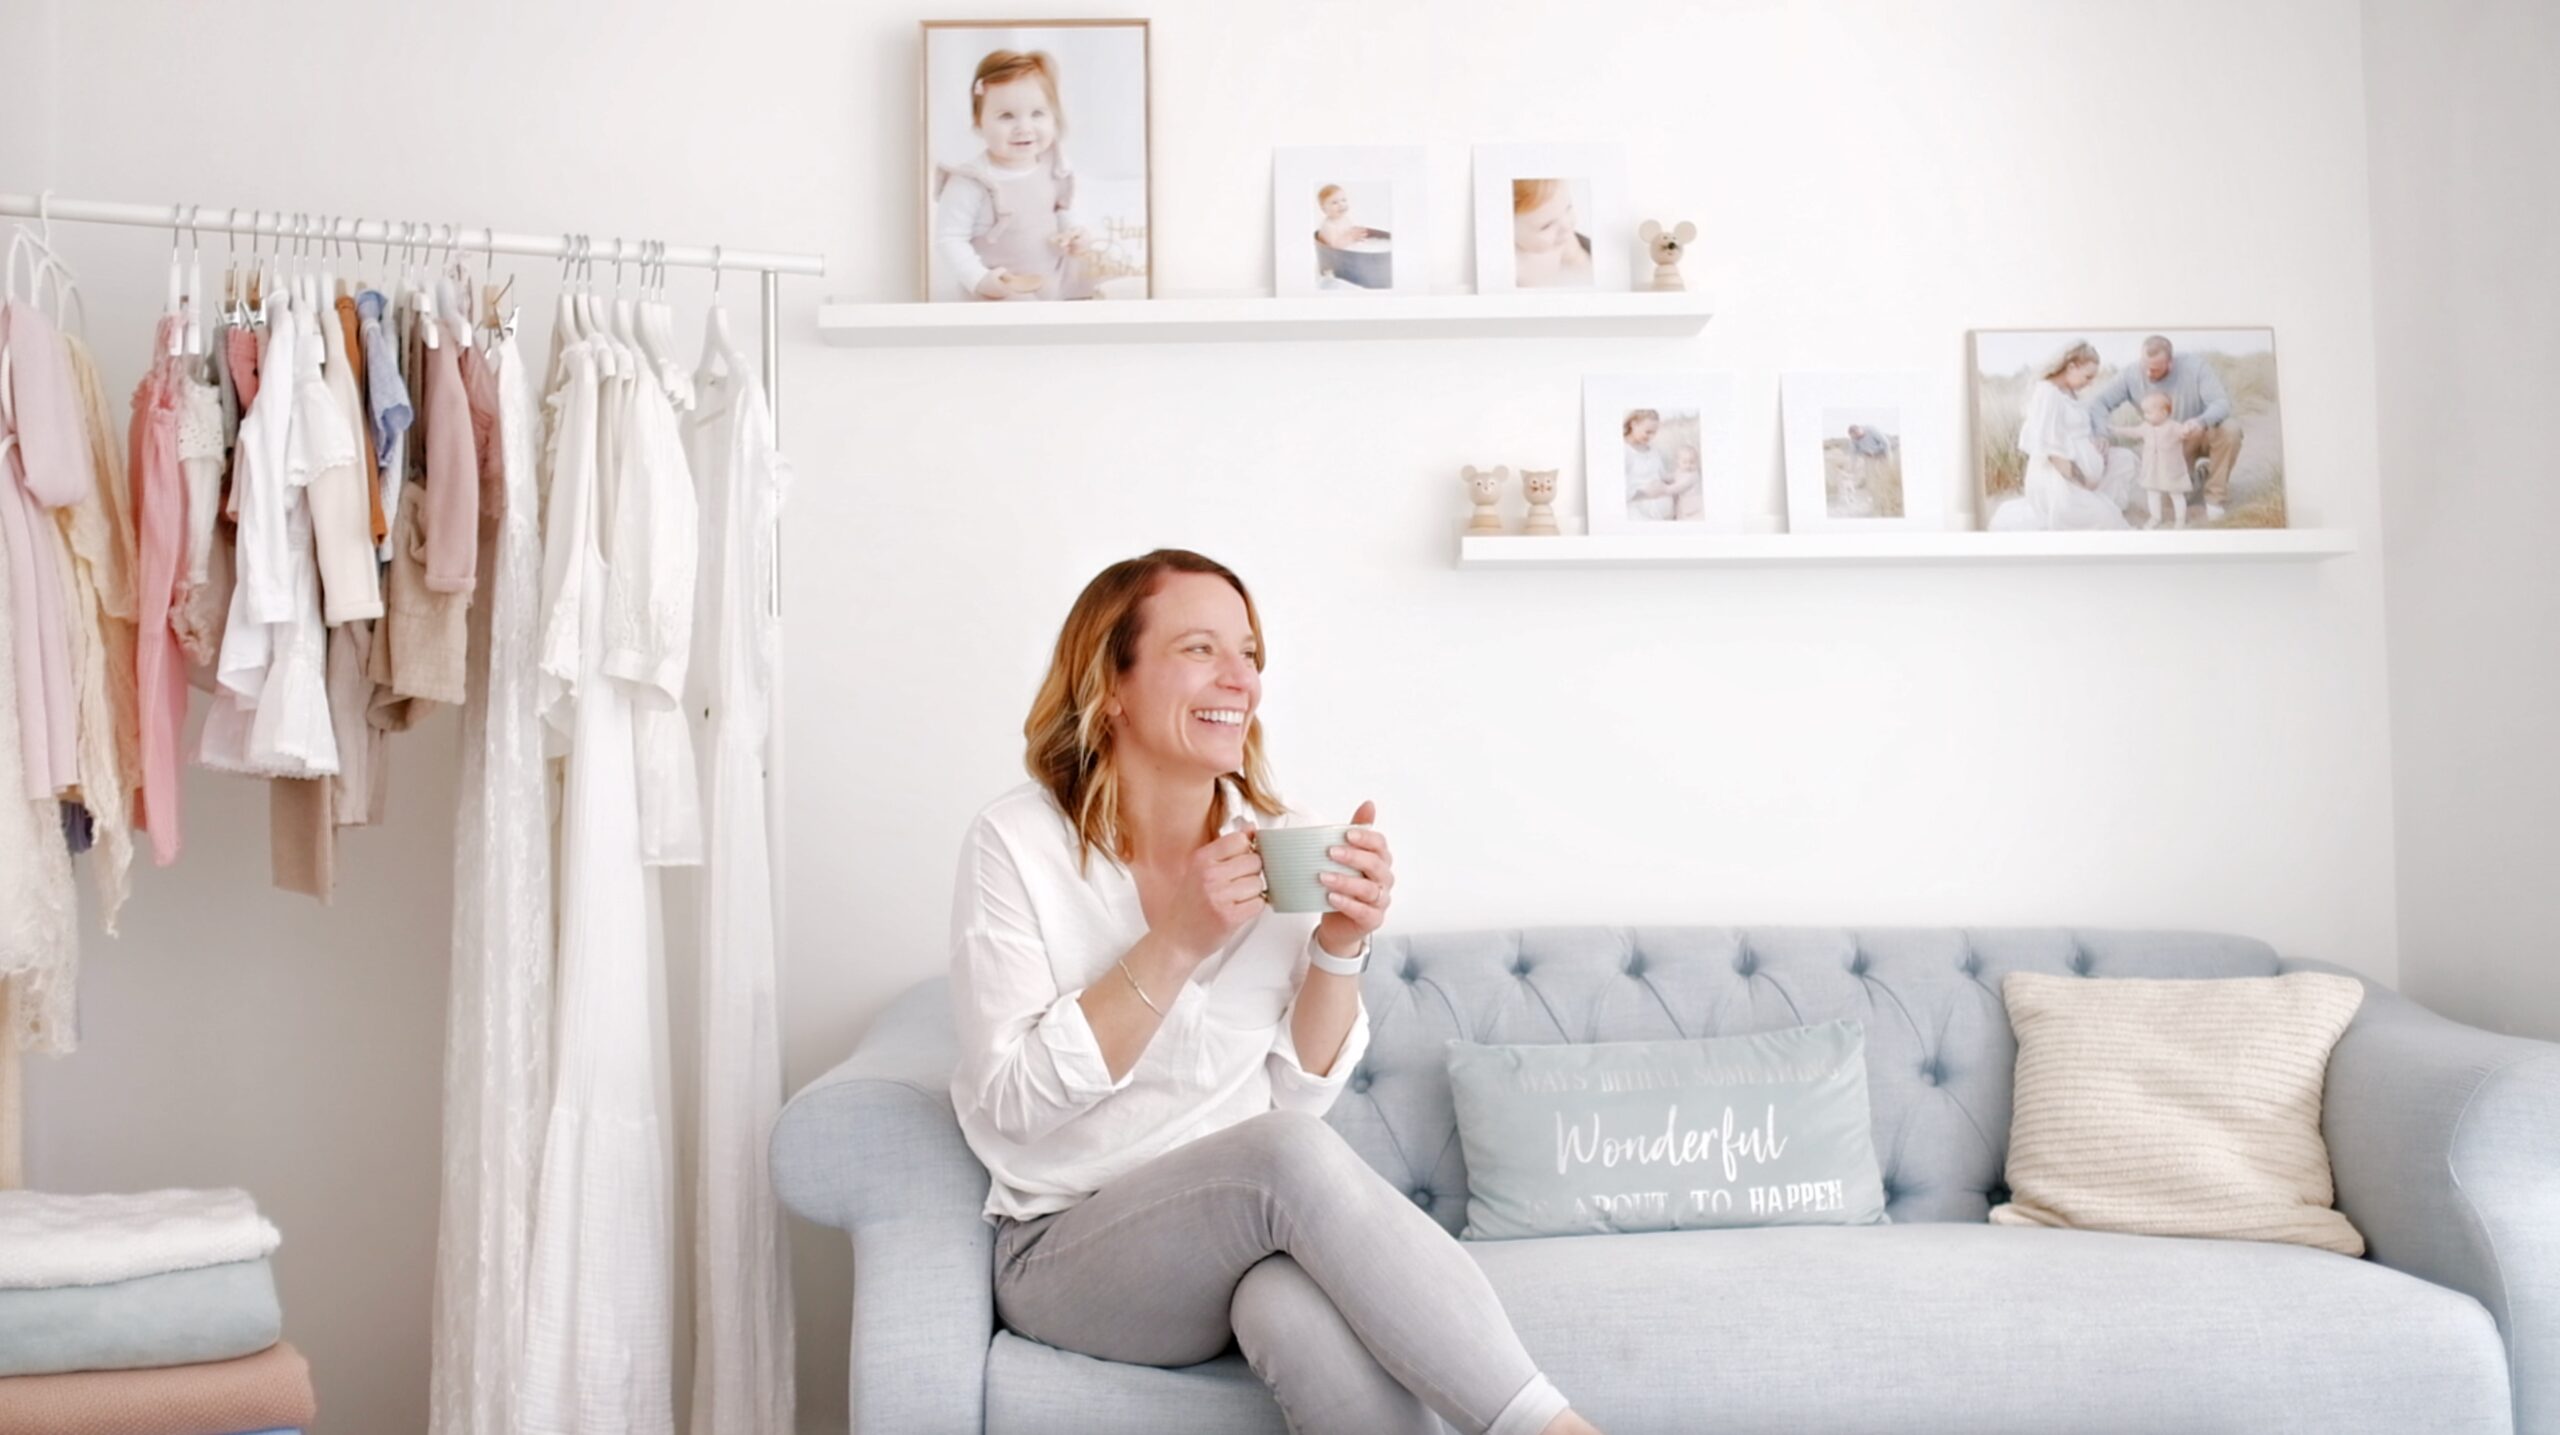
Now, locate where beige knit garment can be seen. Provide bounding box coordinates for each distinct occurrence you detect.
[1989,970,2368,1255]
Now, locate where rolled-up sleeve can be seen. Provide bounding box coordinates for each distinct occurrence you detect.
[947,820,1134,1146]
[1268,945,1371,1116]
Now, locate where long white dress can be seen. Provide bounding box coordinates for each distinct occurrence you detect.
[1990,379,2132,531]
[427,327,555,1435]
[682,317,795,1435]
[519,322,693,1435]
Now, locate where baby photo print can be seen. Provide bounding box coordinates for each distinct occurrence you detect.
[1474,144,1631,294]
[922,20,1152,302]
[1272,146,1430,297]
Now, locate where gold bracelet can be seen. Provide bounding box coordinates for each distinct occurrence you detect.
[1119,958,1164,1017]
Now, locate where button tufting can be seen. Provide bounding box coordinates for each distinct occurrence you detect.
[2072,952,2094,976]
[1922,1062,1943,1085]
[1411,1188,1432,1206]
[1352,1071,1372,1093]
[1734,951,1756,976]
[1624,953,1646,977]
[1512,959,1531,977]
[1962,954,1983,977]
[1399,965,1418,983]
[1849,951,1870,976]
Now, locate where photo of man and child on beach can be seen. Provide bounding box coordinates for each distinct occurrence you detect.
[922,21,1152,302]
[1973,328,2288,531]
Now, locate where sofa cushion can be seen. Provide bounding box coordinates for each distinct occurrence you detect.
[984,1221,2509,1435]
[1444,1019,1890,1239]
[1478,1222,2507,1434]
[1990,969,2367,1255]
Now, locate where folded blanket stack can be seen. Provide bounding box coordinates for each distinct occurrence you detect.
[0,1189,313,1435]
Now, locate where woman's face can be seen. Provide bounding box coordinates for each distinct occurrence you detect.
[1106,572,1261,780]
[976,75,1059,163]
[2061,356,2098,392]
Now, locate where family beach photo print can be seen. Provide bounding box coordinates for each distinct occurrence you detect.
[1272,146,1431,297]
[1973,327,2287,531]
[921,19,1152,302]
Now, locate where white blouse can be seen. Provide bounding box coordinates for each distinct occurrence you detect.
[948,774,1372,1224]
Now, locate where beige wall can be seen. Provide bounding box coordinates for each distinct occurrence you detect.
[8,1,2420,1430]
[2366,0,2560,1042]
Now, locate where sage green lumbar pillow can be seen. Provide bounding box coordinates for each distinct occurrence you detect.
[1444,1020,1891,1240]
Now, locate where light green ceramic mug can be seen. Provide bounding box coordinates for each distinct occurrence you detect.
[1254,825,1369,914]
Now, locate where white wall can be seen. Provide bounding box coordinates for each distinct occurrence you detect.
[10,2,2403,1430]
[2365,0,2560,1042]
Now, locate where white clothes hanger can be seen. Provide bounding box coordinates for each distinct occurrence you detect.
[702,243,746,382]
[185,207,207,355]
[8,193,89,336]
[417,220,441,350]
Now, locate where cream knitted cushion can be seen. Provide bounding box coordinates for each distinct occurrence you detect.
[1988,971,2367,1255]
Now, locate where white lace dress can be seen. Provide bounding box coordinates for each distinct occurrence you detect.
[0,450,78,1056]
[427,328,556,1435]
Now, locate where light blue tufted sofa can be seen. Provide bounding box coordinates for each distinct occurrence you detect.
[770,927,2560,1434]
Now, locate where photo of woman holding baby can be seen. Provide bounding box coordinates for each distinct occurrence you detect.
[922,20,1153,302]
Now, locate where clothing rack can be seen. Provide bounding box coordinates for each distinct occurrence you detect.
[0,194,821,435]
[0,192,824,1185]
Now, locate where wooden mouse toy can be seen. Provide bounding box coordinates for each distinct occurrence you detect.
[1638,220,1696,292]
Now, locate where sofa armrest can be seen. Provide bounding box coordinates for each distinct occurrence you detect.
[772,976,993,1435]
[2307,963,2560,1434]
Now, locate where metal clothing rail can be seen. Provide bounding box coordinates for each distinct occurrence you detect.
[0,191,822,1184]
[0,193,823,435]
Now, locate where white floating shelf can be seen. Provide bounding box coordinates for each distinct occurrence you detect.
[1457,529,2358,569]
[816,291,1714,347]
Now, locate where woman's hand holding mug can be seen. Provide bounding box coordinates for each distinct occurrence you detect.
[1158,828,1267,964]
[1314,799,1394,953]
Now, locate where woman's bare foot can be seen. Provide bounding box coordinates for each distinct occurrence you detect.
[1539,1410,1603,1435]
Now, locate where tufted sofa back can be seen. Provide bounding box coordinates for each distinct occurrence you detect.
[1329,926,2329,1235]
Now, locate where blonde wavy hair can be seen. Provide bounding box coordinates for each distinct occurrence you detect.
[1025,549,1286,876]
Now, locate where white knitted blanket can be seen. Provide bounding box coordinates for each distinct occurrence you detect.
[0,1188,281,1289]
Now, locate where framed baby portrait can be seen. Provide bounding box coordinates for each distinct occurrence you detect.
[1781,372,1947,533]
[1473,144,1631,295]
[1271,146,1431,298]
[1970,327,2288,531]
[921,19,1153,302]
[1581,372,1740,536]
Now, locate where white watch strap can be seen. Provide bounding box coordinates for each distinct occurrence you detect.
[1308,930,1371,977]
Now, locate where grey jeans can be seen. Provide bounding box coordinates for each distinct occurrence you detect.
[993,1109,1572,1435]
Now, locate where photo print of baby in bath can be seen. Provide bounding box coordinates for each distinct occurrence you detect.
[1272,146,1431,298]
[1474,143,1631,294]
[922,20,1152,302]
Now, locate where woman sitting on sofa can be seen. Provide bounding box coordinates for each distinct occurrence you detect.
[947,548,1603,1435]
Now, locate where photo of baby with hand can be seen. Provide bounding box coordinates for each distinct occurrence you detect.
[931,48,1094,301]
[1512,178,1594,289]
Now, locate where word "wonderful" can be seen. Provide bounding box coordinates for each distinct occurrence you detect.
[1554,1103,1791,1182]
